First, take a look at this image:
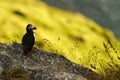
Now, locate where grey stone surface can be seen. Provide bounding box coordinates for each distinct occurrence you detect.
[0,43,99,80]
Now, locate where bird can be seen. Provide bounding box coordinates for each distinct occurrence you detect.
[22,24,37,55]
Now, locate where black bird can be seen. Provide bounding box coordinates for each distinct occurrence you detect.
[22,24,37,55]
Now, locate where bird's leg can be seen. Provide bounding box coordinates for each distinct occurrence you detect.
[28,50,34,55]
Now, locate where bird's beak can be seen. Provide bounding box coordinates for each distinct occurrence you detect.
[32,26,37,30]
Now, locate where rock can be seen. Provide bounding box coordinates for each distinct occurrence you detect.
[0,42,97,80]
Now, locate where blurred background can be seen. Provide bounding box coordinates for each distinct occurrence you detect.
[41,0,120,38]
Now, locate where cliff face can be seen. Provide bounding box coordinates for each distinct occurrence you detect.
[0,43,97,80]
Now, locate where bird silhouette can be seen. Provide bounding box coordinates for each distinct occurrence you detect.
[22,24,37,55]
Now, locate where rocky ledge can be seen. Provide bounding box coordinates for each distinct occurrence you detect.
[0,42,98,80]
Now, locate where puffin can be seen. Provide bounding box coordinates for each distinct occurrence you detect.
[22,24,37,55]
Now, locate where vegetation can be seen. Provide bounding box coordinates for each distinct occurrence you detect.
[1,68,31,80]
[0,0,120,79]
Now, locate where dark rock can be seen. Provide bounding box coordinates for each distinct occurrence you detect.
[0,43,98,80]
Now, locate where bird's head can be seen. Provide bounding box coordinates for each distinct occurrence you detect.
[26,24,37,32]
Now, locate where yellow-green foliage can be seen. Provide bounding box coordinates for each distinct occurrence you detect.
[0,0,120,74]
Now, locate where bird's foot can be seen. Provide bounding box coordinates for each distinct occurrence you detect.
[28,50,34,55]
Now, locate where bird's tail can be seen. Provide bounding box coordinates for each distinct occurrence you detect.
[23,51,28,56]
